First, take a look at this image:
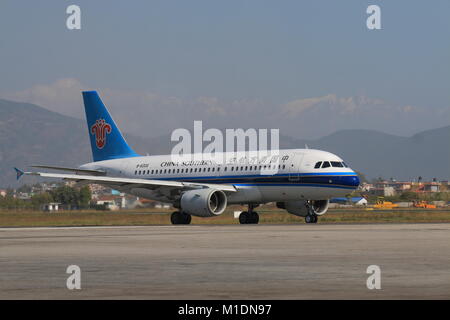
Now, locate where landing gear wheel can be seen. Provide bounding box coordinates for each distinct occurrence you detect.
[305,214,318,224]
[239,211,259,224]
[239,211,249,224]
[250,211,259,224]
[170,211,192,225]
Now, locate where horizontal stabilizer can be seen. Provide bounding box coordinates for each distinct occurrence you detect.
[14,167,25,180]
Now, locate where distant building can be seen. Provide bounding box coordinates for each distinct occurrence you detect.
[42,202,60,212]
[415,182,440,193]
[330,197,368,206]
[17,192,31,200]
[93,194,144,210]
[368,186,396,197]
[154,203,171,209]
[94,195,123,210]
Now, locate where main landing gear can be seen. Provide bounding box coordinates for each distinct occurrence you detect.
[170,211,192,225]
[239,204,259,224]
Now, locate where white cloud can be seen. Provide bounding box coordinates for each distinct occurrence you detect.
[1,78,449,139]
[1,78,86,119]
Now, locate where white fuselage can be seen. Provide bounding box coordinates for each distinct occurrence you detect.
[80,148,360,205]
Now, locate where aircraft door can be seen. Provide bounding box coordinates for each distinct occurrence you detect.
[288,153,304,181]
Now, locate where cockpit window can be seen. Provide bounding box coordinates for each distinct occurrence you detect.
[331,161,344,168]
[342,162,348,167]
[321,161,331,168]
[314,161,322,169]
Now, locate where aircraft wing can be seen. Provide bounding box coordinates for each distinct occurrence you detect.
[23,171,237,193]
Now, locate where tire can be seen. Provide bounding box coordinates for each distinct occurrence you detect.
[183,212,192,224]
[171,211,180,224]
[305,215,312,223]
[250,212,259,224]
[239,211,249,224]
[171,211,191,225]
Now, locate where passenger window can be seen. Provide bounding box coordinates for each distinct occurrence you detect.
[212,168,215,172]
[224,167,227,171]
[321,161,331,168]
[207,167,210,172]
[245,166,248,170]
[231,167,234,171]
[314,162,322,169]
[331,161,343,168]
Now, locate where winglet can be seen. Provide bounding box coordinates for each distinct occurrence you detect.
[14,167,25,180]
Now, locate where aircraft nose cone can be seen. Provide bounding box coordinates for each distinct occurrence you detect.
[352,174,360,187]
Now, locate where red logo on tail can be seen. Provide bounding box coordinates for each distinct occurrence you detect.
[91,119,112,149]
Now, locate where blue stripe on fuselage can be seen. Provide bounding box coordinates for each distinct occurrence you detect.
[145,172,360,189]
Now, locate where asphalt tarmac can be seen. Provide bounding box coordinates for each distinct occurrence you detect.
[0,223,449,299]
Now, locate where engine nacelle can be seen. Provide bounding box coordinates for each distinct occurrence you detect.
[276,200,329,217]
[180,188,227,217]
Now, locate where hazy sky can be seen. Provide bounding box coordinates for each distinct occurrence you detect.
[0,0,449,138]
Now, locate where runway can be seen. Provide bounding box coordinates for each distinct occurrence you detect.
[0,223,449,299]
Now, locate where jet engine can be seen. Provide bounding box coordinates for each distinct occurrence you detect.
[276,199,329,217]
[180,188,227,217]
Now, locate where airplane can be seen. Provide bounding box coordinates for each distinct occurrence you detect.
[15,91,360,225]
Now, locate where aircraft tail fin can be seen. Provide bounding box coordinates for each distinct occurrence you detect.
[82,91,139,162]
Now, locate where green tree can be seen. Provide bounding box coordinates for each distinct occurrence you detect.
[31,192,53,209]
[51,186,78,208]
[399,191,418,201]
[50,185,92,209]
[78,186,92,209]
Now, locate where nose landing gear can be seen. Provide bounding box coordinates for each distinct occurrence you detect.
[305,214,318,223]
[304,202,318,224]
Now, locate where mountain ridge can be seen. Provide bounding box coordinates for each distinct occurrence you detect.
[0,99,448,187]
